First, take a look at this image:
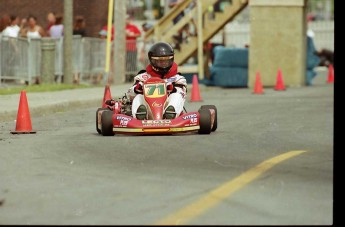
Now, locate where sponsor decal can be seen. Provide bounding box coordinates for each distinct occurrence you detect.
[116,116,132,121]
[120,120,129,126]
[152,101,162,107]
[141,74,149,80]
[190,118,197,124]
[142,120,171,126]
[182,113,197,120]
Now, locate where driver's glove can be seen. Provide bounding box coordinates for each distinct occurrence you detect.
[166,82,176,93]
[134,81,144,94]
[105,99,115,106]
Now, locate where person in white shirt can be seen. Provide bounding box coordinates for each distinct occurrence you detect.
[48,14,64,38]
[22,15,45,39]
[1,15,20,38]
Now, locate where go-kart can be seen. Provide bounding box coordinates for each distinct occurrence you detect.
[96,77,217,136]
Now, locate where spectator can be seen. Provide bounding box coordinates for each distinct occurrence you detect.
[125,14,141,81]
[19,17,27,37]
[315,49,334,67]
[307,17,315,39]
[19,15,45,84]
[48,14,63,38]
[1,15,20,38]
[21,15,45,38]
[99,23,114,40]
[139,22,154,68]
[305,15,333,67]
[97,22,115,84]
[0,14,11,34]
[72,15,86,83]
[46,12,56,31]
[73,15,86,37]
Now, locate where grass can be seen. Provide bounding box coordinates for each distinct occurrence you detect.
[0,83,98,95]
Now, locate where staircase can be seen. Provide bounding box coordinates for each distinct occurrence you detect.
[144,0,249,65]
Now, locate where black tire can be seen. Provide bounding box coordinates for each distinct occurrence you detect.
[198,108,212,134]
[200,105,217,131]
[101,110,114,136]
[96,108,109,134]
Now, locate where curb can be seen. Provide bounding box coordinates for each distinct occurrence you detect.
[0,98,103,122]
[0,83,204,122]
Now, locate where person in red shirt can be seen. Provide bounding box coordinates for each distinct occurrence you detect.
[125,14,141,81]
[99,24,114,41]
[98,22,115,84]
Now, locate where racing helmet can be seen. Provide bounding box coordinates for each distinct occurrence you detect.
[148,42,174,75]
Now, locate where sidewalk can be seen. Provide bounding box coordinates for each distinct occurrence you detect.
[0,83,132,122]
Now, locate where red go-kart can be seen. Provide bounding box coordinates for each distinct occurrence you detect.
[96,77,217,136]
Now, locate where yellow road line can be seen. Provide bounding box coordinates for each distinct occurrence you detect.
[154,150,307,225]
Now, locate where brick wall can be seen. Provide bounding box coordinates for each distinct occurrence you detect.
[0,0,109,37]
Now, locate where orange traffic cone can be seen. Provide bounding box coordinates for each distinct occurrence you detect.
[274,68,286,91]
[253,71,264,94]
[327,64,334,83]
[102,84,112,108]
[11,90,36,134]
[190,74,202,102]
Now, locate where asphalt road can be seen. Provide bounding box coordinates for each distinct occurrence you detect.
[0,80,333,225]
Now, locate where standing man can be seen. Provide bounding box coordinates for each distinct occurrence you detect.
[125,14,141,82]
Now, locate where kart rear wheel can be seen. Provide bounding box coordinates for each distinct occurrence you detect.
[96,108,109,134]
[101,110,114,136]
[198,108,212,134]
[200,105,217,131]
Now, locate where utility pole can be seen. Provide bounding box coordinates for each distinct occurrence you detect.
[105,0,114,85]
[113,0,127,84]
[63,0,73,84]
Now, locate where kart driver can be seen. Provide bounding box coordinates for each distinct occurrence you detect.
[126,41,187,120]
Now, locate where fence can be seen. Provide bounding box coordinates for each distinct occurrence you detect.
[0,37,29,83]
[0,35,147,85]
[1,19,333,85]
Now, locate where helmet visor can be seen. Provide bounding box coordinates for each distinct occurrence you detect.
[151,56,173,69]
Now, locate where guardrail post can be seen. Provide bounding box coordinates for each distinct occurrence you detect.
[41,38,56,83]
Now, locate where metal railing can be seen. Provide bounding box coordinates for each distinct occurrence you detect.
[0,35,147,85]
[0,37,29,83]
[0,19,333,85]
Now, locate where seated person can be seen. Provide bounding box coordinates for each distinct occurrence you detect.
[315,48,334,67]
[126,42,187,120]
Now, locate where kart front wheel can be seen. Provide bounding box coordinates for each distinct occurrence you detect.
[101,110,114,136]
[96,108,109,134]
[198,108,212,134]
[200,105,217,132]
